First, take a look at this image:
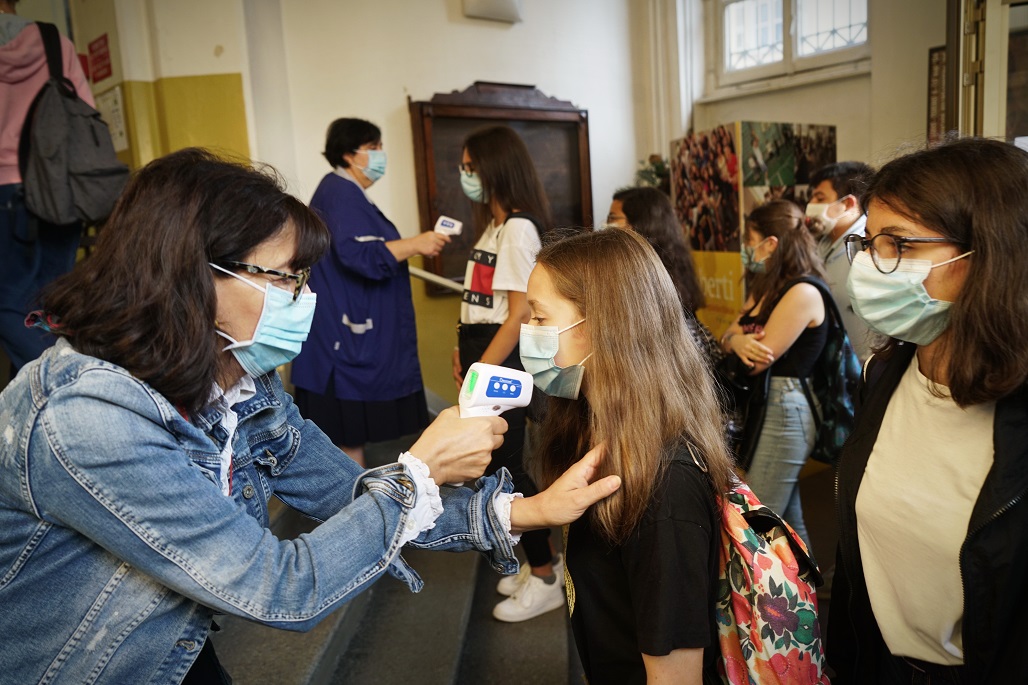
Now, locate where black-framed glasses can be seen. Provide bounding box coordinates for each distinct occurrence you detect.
[844,234,955,274]
[220,261,310,301]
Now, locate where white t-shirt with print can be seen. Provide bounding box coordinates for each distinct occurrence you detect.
[460,216,541,325]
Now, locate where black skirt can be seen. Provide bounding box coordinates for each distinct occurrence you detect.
[294,376,429,447]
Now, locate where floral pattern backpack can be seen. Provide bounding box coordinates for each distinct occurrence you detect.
[686,445,829,684]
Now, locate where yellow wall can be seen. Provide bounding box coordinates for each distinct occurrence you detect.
[68,0,251,169]
[153,74,249,161]
[409,257,462,405]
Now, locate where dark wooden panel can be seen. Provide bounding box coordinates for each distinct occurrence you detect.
[409,82,592,294]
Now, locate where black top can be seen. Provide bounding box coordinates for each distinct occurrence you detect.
[739,280,828,378]
[566,457,719,685]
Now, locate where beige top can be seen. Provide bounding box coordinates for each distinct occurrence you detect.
[856,355,995,664]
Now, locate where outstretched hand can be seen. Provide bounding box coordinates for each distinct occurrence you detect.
[509,444,621,533]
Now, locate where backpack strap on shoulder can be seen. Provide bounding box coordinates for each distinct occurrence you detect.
[36,23,65,82]
[36,23,76,98]
[505,211,543,238]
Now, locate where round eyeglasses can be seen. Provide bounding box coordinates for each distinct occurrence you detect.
[220,261,311,301]
[843,234,955,274]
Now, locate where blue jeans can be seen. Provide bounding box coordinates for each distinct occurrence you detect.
[745,376,816,550]
[0,183,81,370]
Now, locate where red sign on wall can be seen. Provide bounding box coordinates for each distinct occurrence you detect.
[88,34,112,83]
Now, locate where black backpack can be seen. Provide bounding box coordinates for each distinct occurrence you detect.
[17,22,129,227]
[795,277,861,466]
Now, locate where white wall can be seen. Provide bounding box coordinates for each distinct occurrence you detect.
[867,0,948,164]
[693,0,947,168]
[263,0,639,235]
[694,75,873,162]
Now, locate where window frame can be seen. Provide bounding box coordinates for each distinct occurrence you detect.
[710,0,871,90]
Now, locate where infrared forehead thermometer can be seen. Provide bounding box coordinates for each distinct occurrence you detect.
[458,362,533,418]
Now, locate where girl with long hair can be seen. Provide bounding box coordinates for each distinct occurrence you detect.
[525,228,734,683]
[828,138,1028,683]
[608,186,706,312]
[718,199,828,549]
[452,125,562,622]
[607,186,722,368]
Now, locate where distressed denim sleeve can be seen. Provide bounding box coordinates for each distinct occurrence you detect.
[28,368,449,631]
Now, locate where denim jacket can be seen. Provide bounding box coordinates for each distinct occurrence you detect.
[0,340,519,684]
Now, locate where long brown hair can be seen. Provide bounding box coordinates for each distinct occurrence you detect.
[463,125,552,235]
[865,137,1028,406]
[530,229,733,544]
[746,199,826,312]
[41,148,330,413]
[615,186,706,311]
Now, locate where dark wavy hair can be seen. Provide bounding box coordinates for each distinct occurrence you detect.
[614,186,706,312]
[745,199,826,312]
[462,125,552,236]
[323,118,381,169]
[42,148,330,413]
[809,160,875,201]
[865,137,1028,406]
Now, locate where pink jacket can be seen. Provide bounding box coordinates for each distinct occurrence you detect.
[0,20,93,185]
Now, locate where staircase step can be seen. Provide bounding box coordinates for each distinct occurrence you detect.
[328,547,481,684]
[210,433,424,685]
[457,545,571,685]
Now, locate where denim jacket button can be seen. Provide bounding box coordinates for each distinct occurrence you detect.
[242,485,255,499]
[176,640,197,651]
[267,456,277,467]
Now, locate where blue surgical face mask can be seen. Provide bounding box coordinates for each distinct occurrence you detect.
[210,263,317,377]
[846,250,973,346]
[519,320,591,399]
[741,237,770,274]
[357,149,386,182]
[460,171,488,204]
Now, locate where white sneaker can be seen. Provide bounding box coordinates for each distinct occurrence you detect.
[492,572,565,622]
[496,554,564,596]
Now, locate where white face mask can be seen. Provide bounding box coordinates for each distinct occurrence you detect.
[519,320,592,399]
[846,250,973,345]
[805,197,848,236]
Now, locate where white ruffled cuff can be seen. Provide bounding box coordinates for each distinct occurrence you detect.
[495,491,523,546]
[396,452,444,546]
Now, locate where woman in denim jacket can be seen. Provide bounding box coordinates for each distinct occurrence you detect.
[0,149,621,684]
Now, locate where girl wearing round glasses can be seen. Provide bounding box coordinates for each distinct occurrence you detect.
[827,138,1028,684]
[718,199,829,552]
[0,149,621,683]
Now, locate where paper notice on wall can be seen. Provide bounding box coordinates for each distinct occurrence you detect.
[94,85,129,153]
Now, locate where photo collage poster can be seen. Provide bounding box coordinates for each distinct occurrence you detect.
[671,121,835,335]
